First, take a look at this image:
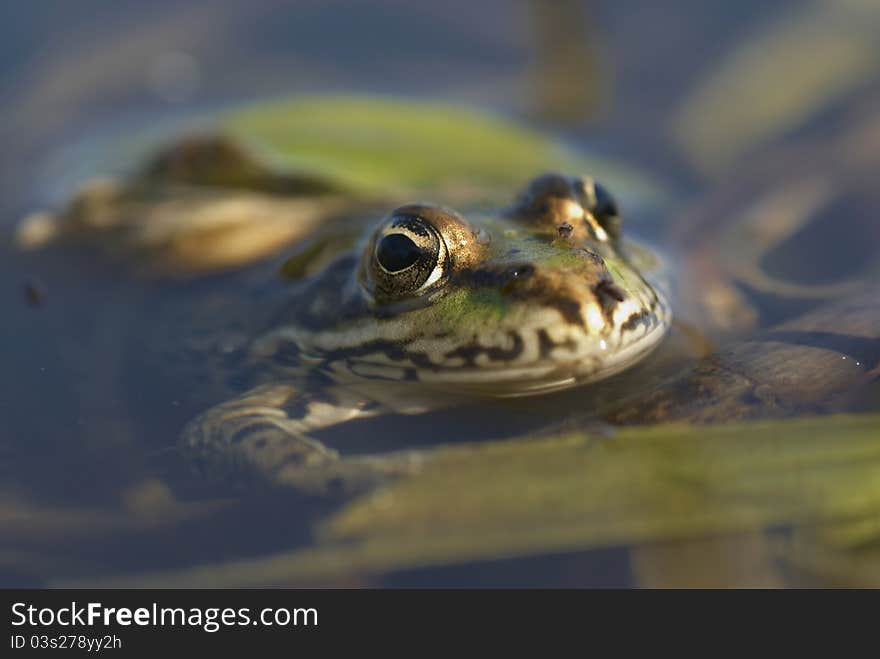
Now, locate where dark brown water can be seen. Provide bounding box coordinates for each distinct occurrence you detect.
[3,0,880,588]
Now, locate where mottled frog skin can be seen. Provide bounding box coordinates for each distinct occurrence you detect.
[180,173,671,495]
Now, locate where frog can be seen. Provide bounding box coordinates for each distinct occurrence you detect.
[176,172,669,496]
[11,91,880,593]
[13,97,674,498]
[18,91,880,506]
[25,175,670,498]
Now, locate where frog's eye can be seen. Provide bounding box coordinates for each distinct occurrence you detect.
[584,179,622,242]
[365,210,449,302]
[362,203,484,304]
[508,174,623,243]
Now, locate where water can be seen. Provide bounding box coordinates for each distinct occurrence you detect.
[2,0,880,587]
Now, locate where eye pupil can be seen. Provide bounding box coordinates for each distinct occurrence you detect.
[376,233,423,272]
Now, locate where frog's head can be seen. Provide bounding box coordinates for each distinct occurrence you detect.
[274,174,670,396]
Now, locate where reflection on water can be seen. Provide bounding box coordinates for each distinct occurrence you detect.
[2,0,880,588]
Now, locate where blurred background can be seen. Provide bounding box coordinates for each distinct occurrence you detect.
[5,1,857,191]
[5,1,880,225]
[2,0,880,587]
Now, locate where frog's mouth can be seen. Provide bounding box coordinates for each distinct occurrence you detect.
[333,291,671,397]
[411,308,670,397]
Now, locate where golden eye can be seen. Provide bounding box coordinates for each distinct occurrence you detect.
[361,203,484,305]
[365,210,445,303]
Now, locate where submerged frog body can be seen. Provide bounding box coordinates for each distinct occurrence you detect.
[179,173,670,495]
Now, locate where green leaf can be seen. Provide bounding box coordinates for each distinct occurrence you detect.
[58,413,880,587]
[222,94,660,202]
[319,413,880,567]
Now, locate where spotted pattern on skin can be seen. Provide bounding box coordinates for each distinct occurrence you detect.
[257,285,669,395]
